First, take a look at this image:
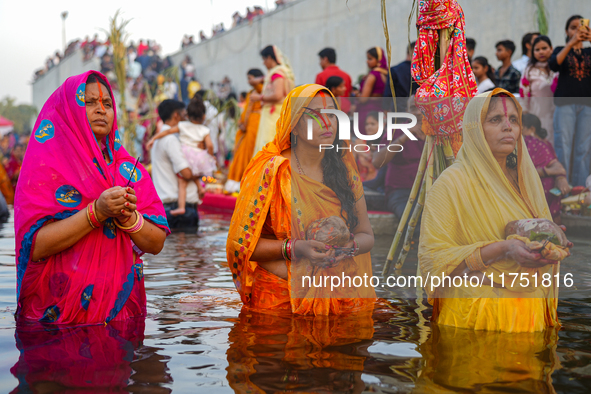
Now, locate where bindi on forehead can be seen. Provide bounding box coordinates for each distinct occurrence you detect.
[96,82,106,111]
[501,96,508,115]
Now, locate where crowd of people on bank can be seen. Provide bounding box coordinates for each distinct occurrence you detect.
[33,34,164,81]
[181,1,298,47]
[55,19,591,224]
[25,14,591,223]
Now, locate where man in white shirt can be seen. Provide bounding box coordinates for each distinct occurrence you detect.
[151,99,200,229]
[513,32,540,75]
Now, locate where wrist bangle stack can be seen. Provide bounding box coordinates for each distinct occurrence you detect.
[115,211,145,234]
[352,239,360,256]
[281,238,292,261]
[465,248,487,271]
[86,201,102,229]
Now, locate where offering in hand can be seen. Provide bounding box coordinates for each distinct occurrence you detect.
[306,216,350,251]
[505,219,570,261]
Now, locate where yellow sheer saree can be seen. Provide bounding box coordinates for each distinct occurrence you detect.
[418,88,559,332]
[252,46,296,156]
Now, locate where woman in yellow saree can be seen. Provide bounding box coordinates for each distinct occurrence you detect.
[251,45,295,156]
[225,69,264,194]
[227,84,376,316]
[419,88,567,333]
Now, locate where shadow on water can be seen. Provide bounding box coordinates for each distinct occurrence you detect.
[0,210,591,393]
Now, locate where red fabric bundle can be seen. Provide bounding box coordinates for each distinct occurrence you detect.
[411,0,477,138]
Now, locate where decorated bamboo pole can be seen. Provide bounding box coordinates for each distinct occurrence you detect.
[382,11,455,277]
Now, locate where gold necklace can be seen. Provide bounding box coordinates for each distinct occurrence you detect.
[508,170,519,190]
[294,149,324,184]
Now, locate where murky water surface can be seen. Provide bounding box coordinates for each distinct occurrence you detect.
[1,210,590,393]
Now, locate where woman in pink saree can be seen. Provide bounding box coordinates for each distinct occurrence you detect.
[15,71,168,325]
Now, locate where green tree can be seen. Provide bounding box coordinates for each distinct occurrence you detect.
[0,97,38,135]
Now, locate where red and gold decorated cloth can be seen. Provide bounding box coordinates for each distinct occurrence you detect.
[411,0,477,146]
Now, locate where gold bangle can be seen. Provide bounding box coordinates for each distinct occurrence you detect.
[86,205,98,229]
[115,211,140,230]
[465,248,487,271]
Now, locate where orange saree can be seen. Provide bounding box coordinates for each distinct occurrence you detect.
[226,83,263,191]
[226,84,376,315]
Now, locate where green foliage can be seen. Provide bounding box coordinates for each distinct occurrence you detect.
[534,0,549,35]
[106,10,136,156]
[530,231,560,246]
[0,97,38,135]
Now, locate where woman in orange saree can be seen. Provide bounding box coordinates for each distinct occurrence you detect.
[225,69,264,194]
[226,84,376,316]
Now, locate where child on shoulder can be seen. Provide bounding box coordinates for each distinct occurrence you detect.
[149,96,216,215]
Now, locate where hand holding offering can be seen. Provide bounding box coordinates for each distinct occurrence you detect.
[505,219,571,261]
[305,216,352,268]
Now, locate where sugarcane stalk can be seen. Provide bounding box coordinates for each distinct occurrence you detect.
[395,141,434,271]
[443,136,455,166]
[438,143,446,179]
[434,142,442,179]
[383,141,429,277]
[381,0,398,112]
[394,169,427,270]
[106,11,137,157]
[141,82,158,138]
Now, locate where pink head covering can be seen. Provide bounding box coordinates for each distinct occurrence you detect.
[372,47,389,75]
[15,70,169,325]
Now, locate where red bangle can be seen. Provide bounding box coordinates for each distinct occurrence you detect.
[118,214,132,224]
[87,201,102,228]
[286,239,292,260]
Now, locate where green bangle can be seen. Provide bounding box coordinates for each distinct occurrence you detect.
[281,238,289,260]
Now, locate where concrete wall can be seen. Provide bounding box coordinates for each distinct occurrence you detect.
[34,0,588,105]
[32,52,99,110]
[170,0,588,95]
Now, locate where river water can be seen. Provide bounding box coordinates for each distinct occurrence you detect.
[1,210,591,393]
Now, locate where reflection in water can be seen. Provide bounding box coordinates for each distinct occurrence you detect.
[1,214,590,392]
[415,324,560,393]
[226,308,375,394]
[10,318,172,393]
